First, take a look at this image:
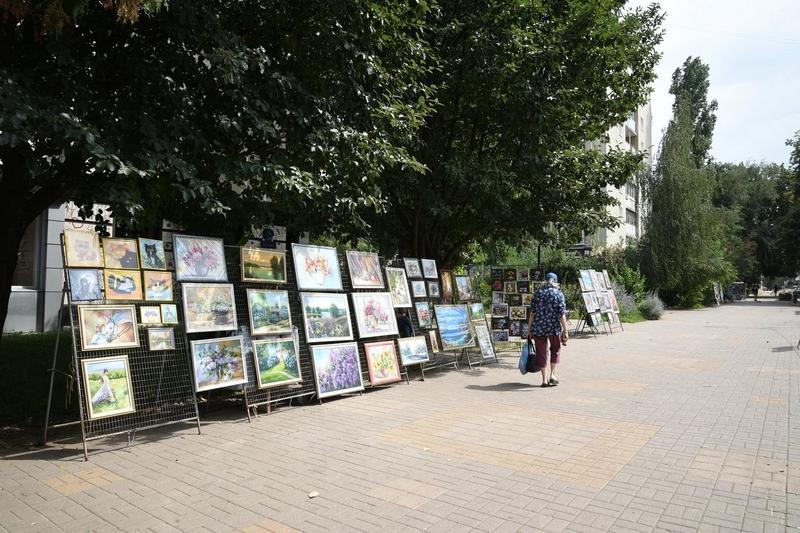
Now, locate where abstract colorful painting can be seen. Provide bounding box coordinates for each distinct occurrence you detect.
[346,251,384,289]
[351,292,398,339]
[103,269,143,301]
[143,271,173,302]
[311,342,364,399]
[78,305,139,351]
[364,341,401,386]
[102,238,140,270]
[182,283,237,333]
[247,289,292,335]
[300,292,353,343]
[434,304,475,350]
[63,229,103,267]
[138,238,166,270]
[82,355,136,420]
[385,267,412,308]
[397,336,430,365]
[421,259,438,279]
[190,336,248,392]
[241,248,287,283]
[292,244,342,291]
[174,235,228,282]
[252,338,302,389]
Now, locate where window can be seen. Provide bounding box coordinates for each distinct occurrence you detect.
[625,209,637,226]
[625,182,638,198]
[12,219,38,288]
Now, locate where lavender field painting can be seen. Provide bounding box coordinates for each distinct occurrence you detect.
[311,342,364,399]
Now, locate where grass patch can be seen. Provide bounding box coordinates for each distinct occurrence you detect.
[619,310,646,323]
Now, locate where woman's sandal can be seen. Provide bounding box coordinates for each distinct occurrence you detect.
[549,378,559,386]
[540,382,549,388]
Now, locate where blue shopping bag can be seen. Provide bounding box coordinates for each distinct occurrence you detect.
[518,340,535,374]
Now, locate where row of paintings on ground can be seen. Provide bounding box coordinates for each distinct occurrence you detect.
[578,269,612,293]
[490,267,543,282]
[580,290,620,314]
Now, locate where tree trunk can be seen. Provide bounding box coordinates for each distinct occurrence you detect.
[0,224,26,341]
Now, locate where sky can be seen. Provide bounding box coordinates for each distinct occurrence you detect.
[629,0,800,165]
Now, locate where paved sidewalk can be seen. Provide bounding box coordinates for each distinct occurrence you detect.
[2,301,799,532]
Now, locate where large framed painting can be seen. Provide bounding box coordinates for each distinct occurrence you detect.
[300,292,353,343]
[102,238,140,269]
[174,234,228,282]
[241,248,287,283]
[67,269,103,302]
[427,281,441,298]
[579,270,595,292]
[143,271,173,302]
[440,271,454,301]
[397,336,430,366]
[78,305,139,351]
[403,258,423,279]
[415,302,433,328]
[364,341,401,386]
[509,306,527,320]
[247,289,292,335]
[411,280,427,298]
[252,338,302,389]
[346,251,384,289]
[63,229,104,267]
[147,328,175,351]
[138,238,166,270]
[82,355,136,420]
[385,267,412,308]
[421,259,438,279]
[181,283,238,333]
[351,292,398,339]
[434,304,475,350]
[475,324,496,360]
[104,269,143,301]
[311,342,364,399]
[468,302,485,322]
[292,244,342,291]
[455,276,474,301]
[190,336,248,392]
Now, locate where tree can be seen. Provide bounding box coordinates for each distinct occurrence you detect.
[778,131,800,274]
[0,1,433,333]
[357,0,664,266]
[669,56,718,167]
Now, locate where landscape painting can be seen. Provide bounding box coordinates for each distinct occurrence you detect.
[104,269,143,301]
[364,341,401,386]
[579,270,595,292]
[174,235,228,282]
[252,338,302,389]
[63,229,103,267]
[138,238,166,270]
[469,302,485,321]
[247,289,292,335]
[301,292,353,343]
[411,280,427,298]
[147,328,175,351]
[492,329,509,342]
[455,276,474,301]
[182,283,238,333]
[475,324,496,359]
[397,336,430,365]
[82,355,136,420]
[440,271,454,300]
[103,238,140,269]
[403,258,423,278]
[385,267,412,308]
[143,271,173,301]
[491,303,508,317]
[78,305,139,351]
[415,302,433,328]
[190,336,248,392]
[311,342,364,399]
[346,251,384,289]
[351,292,398,339]
[68,269,103,302]
[434,304,475,350]
[292,244,343,291]
[421,259,438,279]
[241,248,287,283]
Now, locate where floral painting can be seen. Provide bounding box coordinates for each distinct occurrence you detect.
[190,336,248,392]
[301,292,353,343]
[415,302,433,328]
[311,342,364,399]
[440,271,454,301]
[160,304,179,324]
[491,280,503,291]
[253,338,302,389]
[455,276,474,301]
[174,235,228,282]
[491,268,503,281]
[427,281,441,298]
[509,320,522,338]
[346,251,384,289]
[475,324,495,360]
[421,259,438,279]
[517,268,530,281]
[509,306,527,320]
[351,292,398,339]
[469,302,485,322]
[492,329,509,342]
[143,271,173,302]
[403,258,423,278]
[522,293,533,306]
[241,248,287,283]
[147,328,175,351]
[491,303,508,317]
[78,305,139,351]
[411,280,427,298]
[504,269,517,281]
[182,283,238,333]
[140,306,162,324]
[503,281,516,294]
[63,229,103,267]
[138,238,166,270]
[247,289,292,335]
[385,267,412,308]
[491,317,509,330]
[397,336,429,365]
[492,292,505,304]
[292,244,342,291]
[434,304,475,350]
[429,331,440,353]
[102,238,140,270]
[68,269,103,302]
[82,355,136,420]
[581,292,599,311]
[364,341,401,386]
[103,269,143,301]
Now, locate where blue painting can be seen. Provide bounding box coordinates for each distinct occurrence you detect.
[434,304,475,350]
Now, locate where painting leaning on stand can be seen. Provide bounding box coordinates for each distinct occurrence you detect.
[526,272,569,388]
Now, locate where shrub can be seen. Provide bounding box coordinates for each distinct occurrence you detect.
[778,291,792,301]
[611,282,638,315]
[639,293,665,319]
[613,265,647,303]
[561,283,583,314]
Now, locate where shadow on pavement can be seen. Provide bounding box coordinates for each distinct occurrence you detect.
[771,346,797,353]
[466,382,540,392]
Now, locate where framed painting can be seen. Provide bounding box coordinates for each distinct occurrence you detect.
[63,229,103,267]
[403,258,423,279]
[603,269,612,289]
[247,289,292,335]
[190,336,248,392]
[182,283,237,333]
[300,292,353,343]
[415,302,433,328]
[429,330,440,353]
[102,238,140,270]
[140,306,162,324]
[509,306,527,320]
[427,281,441,298]
[491,303,508,317]
[591,270,606,291]
[385,267,412,308]
[434,304,475,350]
[241,248,287,284]
[138,238,166,270]
[411,280,427,298]
[252,337,302,389]
[292,243,342,291]
[421,259,438,279]
[517,281,530,293]
[607,311,620,325]
[82,355,136,420]
[475,324,495,360]
[503,281,516,294]
[68,269,103,302]
[160,304,179,324]
[503,269,517,281]
[78,305,139,351]
[492,329,509,342]
[104,269,143,301]
[440,271,454,301]
[397,336,430,366]
[174,234,228,282]
[517,268,530,281]
[147,328,175,350]
[507,294,522,306]
[509,320,522,338]
[598,291,612,313]
[454,276,474,301]
[608,290,620,313]
[579,270,595,292]
[490,268,503,281]
[491,280,503,291]
[492,292,505,304]
[491,317,509,330]
[581,292,596,311]
[531,269,542,281]
[346,251,384,289]
[589,311,603,327]
[351,292,398,339]
[311,342,364,398]
[521,293,533,306]
[468,302,484,321]
[364,341,401,386]
[143,271,173,302]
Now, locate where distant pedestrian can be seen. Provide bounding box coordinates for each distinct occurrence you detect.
[774,284,779,296]
[396,310,413,337]
[752,284,759,302]
[527,272,569,388]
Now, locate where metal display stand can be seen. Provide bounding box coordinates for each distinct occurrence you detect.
[43,234,201,460]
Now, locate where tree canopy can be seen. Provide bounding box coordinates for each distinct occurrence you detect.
[669,56,718,167]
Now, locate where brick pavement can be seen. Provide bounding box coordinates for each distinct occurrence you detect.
[1,300,799,532]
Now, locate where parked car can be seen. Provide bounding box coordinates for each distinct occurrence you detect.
[793,285,800,304]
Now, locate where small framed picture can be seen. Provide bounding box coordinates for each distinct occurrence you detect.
[411,280,427,298]
[140,306,162,325]
[148,328,175,350]
[102,238,140,270]
[504,281,516,294]
[491,303,509,318]
[427,281,441,298]
[509,306,527,320]
[160,304,179,324]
